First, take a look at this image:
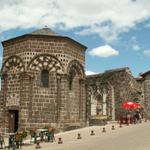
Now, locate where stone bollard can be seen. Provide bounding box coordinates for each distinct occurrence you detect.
[77,133,82,139]
[90,130,95,136]
[35,141,41,149]
[102,127,106,133]
[58,138,63,144]
[111,125,115,130]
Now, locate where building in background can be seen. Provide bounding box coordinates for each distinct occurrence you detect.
[137,71,150,118]
[86,68,142,125]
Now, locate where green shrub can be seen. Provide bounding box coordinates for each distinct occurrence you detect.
[22,130,28,139]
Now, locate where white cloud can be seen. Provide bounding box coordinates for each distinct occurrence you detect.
[0,0,150,42]
[132,44,140,51]
[131,36,140,51]
[143,50,150,57]
[85,70,97,75]
[75,24,124,43]
[89,45,119,58]
[145,22,150,28]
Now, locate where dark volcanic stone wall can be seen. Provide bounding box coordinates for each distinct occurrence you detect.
[139,73,150,118]
[86,68,142,121]
[0,29,86,132]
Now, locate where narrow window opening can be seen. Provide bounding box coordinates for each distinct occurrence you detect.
[41,69,49,87]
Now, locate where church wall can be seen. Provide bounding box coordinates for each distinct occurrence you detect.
[2,36,85,72]
[86,68,142,123]
[109,70,142,120]
[58,71,86,129]
[140,73,150,118]
[0,31,86,132]
[19,74,31,130]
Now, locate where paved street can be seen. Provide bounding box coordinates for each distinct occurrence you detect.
[23,121,150,150]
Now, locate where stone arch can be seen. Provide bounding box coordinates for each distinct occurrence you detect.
[67,60,85,90]
[67,60,85,120]
[1,55,25,74]
[67,60,85,77]
[27,54,64,73]
[90,91,103,116]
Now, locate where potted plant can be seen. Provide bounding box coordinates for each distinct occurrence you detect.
[22,130,28,139]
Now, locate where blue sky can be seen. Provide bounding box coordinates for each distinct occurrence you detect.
[0,0,150,77]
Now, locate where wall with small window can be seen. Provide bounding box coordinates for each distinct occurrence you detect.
[41,69,49,88]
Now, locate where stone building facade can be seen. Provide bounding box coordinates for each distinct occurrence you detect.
[0,28,144,133]
[0,28,87,132]
[137,71,150,118]
[86,68,142,123]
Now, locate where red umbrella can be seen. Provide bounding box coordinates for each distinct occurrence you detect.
[122,102,142,109]
[131,103,138,109]
[135,103,141,109]
[122,101,134,109]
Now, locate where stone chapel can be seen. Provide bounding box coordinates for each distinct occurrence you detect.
[0,28,87,132]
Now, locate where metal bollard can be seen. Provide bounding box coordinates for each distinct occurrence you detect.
[111,125,115,130]
[102,127,106,133]
[77,133,82,139]
[58,138,63,144]
[119,123,122,128]
[35,141,41,149]
[90,130,95,136]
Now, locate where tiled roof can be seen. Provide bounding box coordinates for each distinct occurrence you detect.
[30,28,59,36]
[2,28,87,50]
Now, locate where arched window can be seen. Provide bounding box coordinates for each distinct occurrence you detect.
[41,69,49,87]
[96,94,103,115]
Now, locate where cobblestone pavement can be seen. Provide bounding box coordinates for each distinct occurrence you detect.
[11,121,150,150]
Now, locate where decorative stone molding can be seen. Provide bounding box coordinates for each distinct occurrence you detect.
[67,60,85,77]
[6,93,20,107]
[1,55,25,74]
[27,54,64,74]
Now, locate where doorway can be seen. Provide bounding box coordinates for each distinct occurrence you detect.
[8,110,19,133]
